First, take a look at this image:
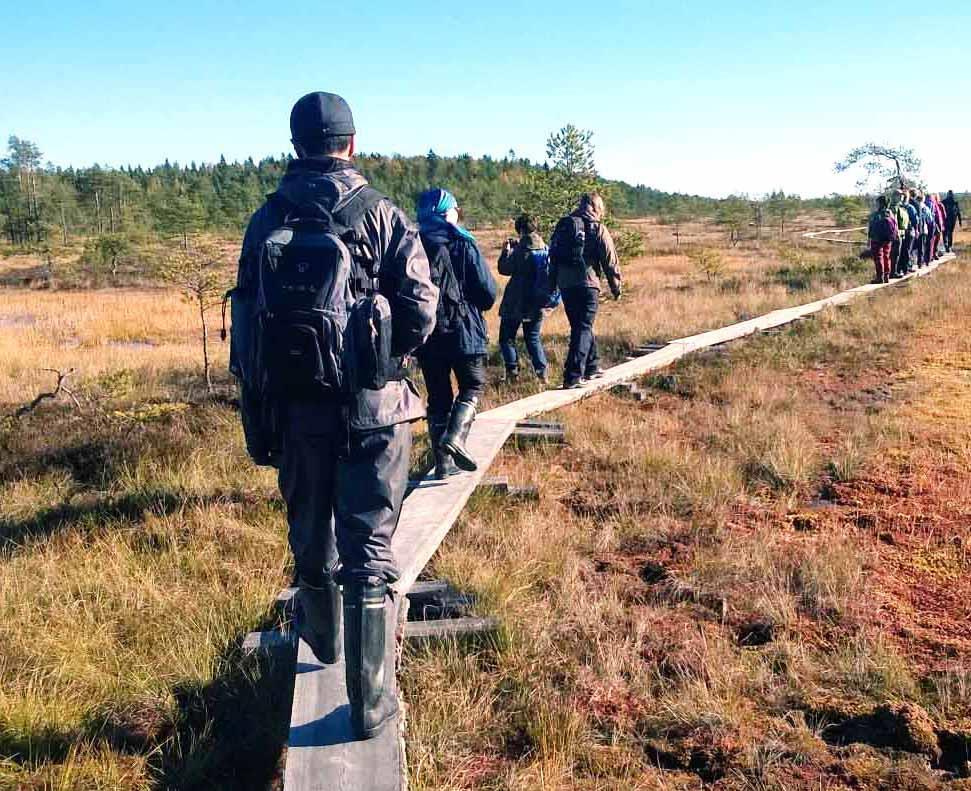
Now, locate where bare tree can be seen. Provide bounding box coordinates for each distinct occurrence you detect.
[158,238,231,393]
[835,143,923,192]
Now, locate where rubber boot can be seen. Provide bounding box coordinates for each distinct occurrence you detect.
[296,575,342,664]
[428,414,459,480]
[441,398,478,472]
[343,580,398,740]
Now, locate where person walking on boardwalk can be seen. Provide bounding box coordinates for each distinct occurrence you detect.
[416,188,497,478]
[497,214,559,385]
[890,191,911,278]
[549,192,622,389]
[918,193,936,267]
[943,191,963,253]
[867,195,897,284]
[911,191,928,267]
[924,192,943,264]
[231,91,437,740]
[901,190,920,274]
[933,192,947,260]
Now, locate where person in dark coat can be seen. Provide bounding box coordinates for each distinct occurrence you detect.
[233,92,437,740]
[550,193,622,388]
[416,188,497,478]
[497,214,551,384]
[943,190,963,253]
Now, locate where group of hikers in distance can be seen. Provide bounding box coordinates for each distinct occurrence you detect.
[229,91,622,742]
[227,91,960,745]
[867,188,962,284]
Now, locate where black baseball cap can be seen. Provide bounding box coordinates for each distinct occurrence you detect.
[290,92,356,142]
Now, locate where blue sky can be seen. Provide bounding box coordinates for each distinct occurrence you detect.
[2,0,968,198]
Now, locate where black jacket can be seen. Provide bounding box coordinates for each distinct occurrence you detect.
[498,231,547,322]
[234,157,438,432]
[417,225,497,358]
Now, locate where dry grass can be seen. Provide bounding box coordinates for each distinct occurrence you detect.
[403,239,971,790]
[0,218,966,789]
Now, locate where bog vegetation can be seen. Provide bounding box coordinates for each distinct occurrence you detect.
[0,125,968,789]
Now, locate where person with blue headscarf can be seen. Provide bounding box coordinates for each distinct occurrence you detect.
[416,188,497,477]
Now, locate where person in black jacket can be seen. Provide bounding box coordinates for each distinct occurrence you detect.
[233,92,437,740]
[498,214,551,384]
[416,188,497,478]
[943,191,963,253]
[550,193,622,388]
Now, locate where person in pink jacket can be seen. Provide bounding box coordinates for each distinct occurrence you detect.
[931,194,946,261]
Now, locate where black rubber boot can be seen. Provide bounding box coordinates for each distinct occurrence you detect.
[441,398,478,472]
[428,414,459,480]
[296,575,342,664]
[343,580,398,740]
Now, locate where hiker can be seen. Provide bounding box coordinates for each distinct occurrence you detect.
[416,188,497,479]
[549,193,622,389]
[867,195,897,284]
[231,92,437,740]
[909,191,926,267]
[918,193,936,267]
[900,190,920,274]
[943,190,963,252]
[931,194,947,261]
[497,214,559,385]
[890,191,911,278]
[927,194,942,262]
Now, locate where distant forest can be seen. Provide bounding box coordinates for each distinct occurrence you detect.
[0,134,902,249]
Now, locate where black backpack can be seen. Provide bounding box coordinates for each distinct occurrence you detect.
[549,215,588,272]
[253,186,392,399]
[424,237,468,335]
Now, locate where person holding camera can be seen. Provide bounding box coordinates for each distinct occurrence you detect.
[497,214,557,385]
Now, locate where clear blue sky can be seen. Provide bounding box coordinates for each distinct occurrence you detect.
[2,0,968,198]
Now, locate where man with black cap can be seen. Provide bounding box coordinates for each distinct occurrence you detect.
[231,91,437,740]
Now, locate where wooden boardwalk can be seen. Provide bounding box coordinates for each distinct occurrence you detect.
[282,252,958,791]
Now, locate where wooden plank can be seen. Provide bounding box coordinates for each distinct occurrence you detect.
[390,416,517,597]
[404,616,499,642]
[282,250,959,791]
[284,610,402,791]
[243,630,295,655]
[510,425,566,443]
[514,420,564,430]
[245,614,496,655]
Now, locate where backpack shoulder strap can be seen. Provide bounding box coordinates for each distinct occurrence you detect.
[332,185,385,230]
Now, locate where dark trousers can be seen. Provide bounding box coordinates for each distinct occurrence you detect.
[420,353,487,417]
[499,314,548,375]
[562,286,600,385]
[897,233,914,273]
[945,220,957,251]
[890,238,901,275]
[279,402,412,586]
[917,232,929,265]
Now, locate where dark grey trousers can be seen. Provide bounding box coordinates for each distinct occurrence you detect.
[278,402,412,586]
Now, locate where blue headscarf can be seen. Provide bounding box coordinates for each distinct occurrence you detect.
[417,188,476,243]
